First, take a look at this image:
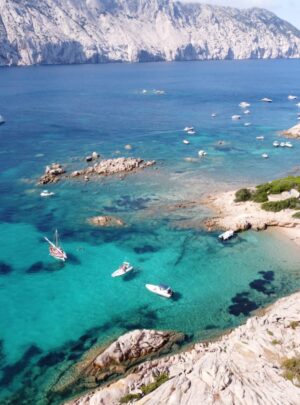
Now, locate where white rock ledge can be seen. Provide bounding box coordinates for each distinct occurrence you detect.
[66,292,300,405]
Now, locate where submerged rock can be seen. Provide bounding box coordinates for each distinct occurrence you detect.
[88,216,125,227]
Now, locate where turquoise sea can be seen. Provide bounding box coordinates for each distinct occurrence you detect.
[1,59,300,404]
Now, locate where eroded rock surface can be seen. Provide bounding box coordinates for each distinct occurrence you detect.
[66,292,300,405]
[88,216,125,227]
[283,123,300,138]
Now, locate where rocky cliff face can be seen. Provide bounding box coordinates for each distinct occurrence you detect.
[1,0,300,66]
[66,292,300,405]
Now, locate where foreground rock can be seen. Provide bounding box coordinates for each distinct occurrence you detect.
[203,190,300,234]
[283,123,300,138]
[52,330,183,399]
[38,157,155,184]
[66,292,300,405]
[88,216,125,227]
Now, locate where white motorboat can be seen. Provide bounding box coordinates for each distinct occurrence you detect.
[154,89,165,95]
[40,190,55,197]
[273,141,280,147]
[187,130,196,135]
[261,98,272,103]
[280,142,286,147]
[285,142,293,148]
[244,122,251,127]
[219,230,235,241]
[288,95,297,100]
[232,115,241,120]
[296,103,300,108]
[0,115,5,125]
[145,284,173,298]
[111,262,133,278]
[184,126,194,132]
[211,113,217,117]
[256,136,264,140]
[183,139,190,144]
[142,89,147,94]
[198,150,207,157]
[239,102,250,108]
[262,153,269,159]
[45,230,67,262]
[244,110,251,115]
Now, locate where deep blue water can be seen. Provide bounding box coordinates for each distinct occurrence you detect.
[1,59,300,404]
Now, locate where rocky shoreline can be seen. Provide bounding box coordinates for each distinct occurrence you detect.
[283,123,300,139]
[38,157,156,185]
[64,292,300,405]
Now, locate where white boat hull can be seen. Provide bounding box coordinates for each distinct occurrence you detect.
[145,284,173,298]
[112,265,133,278]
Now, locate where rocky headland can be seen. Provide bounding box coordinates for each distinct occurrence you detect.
[38,157,156,185]
[64,292,300,405]
[283,123,300,139]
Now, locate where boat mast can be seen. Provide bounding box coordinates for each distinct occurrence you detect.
[55,229,58,247]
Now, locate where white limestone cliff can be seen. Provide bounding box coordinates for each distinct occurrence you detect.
[0,0,300,66]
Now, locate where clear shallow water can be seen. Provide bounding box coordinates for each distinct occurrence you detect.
[1,59,300,404]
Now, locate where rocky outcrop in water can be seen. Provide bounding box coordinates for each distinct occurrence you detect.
[283,123,300,138]
[38,157,155,184]
[88,215,125,227]
[66,292,300,405]
[1,0,300,66]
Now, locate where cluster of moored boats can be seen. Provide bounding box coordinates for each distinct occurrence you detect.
[182,94,299,161]
[44,231,174,298]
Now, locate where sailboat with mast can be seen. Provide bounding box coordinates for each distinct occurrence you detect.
[45,230,67,261]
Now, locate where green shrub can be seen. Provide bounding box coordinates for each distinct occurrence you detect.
[235,188,252,202]
[261,198,300,212]
[292,212,300,219]
[119,393,142,403]
[141,373,169,396]
[282,357,300,385]
[289,321,300,330]
[271,339,281,345]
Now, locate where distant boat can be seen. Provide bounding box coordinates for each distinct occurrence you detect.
[211,113,217,117]
[198,150,207,157]
[273,141,280,147]
[232,115,241,120]
[239,102,250,108]
[142,89,147,94]
[296,102,300,108]
[280,142,286,147]
[145,284,173,298]
[45,230,67,261]
[184,126,194,132]
[261,98,272,103]
[111,262,133,278]
[154,89,165,95]
[40,190,55,197]
[285,142,293,148]
[187,130,196,135]
[288,95,297,100]
[183,139,190,144]
[244,110,251,115]
[0,115,5,125]
[262,153,269,159]
[219,230,235,241]
[256,136,264,140]
[244,122,251,127]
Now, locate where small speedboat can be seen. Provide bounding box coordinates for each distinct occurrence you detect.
[0,115,5,125]
[244,110,251,115]
[262,153,269,159]
[239,102,250,108]
[232,115,241,120]
[183,139,190,144]
[211,113,217,117]
[273,141,280,147]
[244,122,251,127]
[198,150,207,157]
[296,102,300,108]
[40,190,55,197]
[111,262,133,278]
[256,136,264,140]
[288,95,297,100]
[45,230,67,262]
[184,126,194,132]
[145,284,173,298]
[219,230,235,241]
[187,130,196,135]
[261,98,272,103]
[142,89,147,94]
[285,142,293,148]
[280,142,286,147]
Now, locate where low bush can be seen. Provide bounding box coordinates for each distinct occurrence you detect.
[261,198,300,212]
[235,188,252,202]
[292,211,300,219]
[282,357,300,385]
[141,372,170,396]
[119,393,142,403]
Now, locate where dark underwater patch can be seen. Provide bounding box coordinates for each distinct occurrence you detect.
[134,244,160,254]
[0,262,13,275]
[249,271,275,296]
[228,292,258,316]
[37,351,65,368]
[26,261,64,274]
